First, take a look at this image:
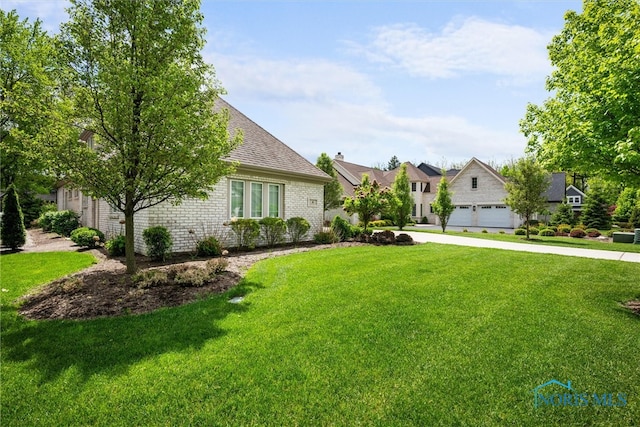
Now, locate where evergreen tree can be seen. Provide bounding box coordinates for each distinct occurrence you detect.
[581,185,612,230]
[550,202,576,226]
[316,153,343,211]
[390,163,414,230]
[432,172,455,232]
[387,155,401,171]
[1,185,27,249]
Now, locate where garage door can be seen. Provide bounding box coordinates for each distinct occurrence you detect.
[477,205,512,228]
[448,205,473,226]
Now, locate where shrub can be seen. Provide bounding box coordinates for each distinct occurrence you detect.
[133,270,169,289]
[70,227,105,248]
[371,230,396,244]
[481,229,488,234]
[205,258,228,275]
[331,215,352,241]
[539,228,556,237]
[143,226,173,261]
[17,191,45,227]
[313,230,339,244]
[368,219,393,228]
[349,225,363,237]
[463,228,469,233]
[557,224,572,234]
[50,210,80,237]
[286,217,310,244]
[0,185,26,249]
[514,228,526,236]
[196,236,222,257]
[586,228,601,238]
[38,211,57,232]
[229,218,260,250]
[174,268,210,287]
[529,227,539,236]
[259,217,287,247]
[499,230,505,234]
[420,216,429,224]
[105,234,126,256]
[396,233,414,245]
[570,228,586,238]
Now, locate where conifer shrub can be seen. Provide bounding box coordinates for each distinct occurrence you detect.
[143,226,173,261]
[0,185,26,249]
[331,215,352,241]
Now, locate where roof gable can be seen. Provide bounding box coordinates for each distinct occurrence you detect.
[566,185,586,197]
[217,98,329,182]
[450,157,505,185]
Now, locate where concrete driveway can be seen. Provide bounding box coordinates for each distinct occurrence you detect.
[394,227,640,263]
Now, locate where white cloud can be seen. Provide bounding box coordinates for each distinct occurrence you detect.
[346,17,552,83]
[206,39,528,168]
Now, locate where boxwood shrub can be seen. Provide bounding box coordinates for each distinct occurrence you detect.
[143,226,173,260]
[70,227,105,248]
[539,228,556,237]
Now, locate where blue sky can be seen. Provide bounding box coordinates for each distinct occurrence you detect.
[7,0,583,168]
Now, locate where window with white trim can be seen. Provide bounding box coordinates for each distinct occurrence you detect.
[471,177,478,189]
[250,182,263,218]
[268,184,280,217]
[231,180,245,218]
[567,196,581,205]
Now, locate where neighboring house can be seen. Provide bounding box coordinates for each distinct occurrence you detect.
[538,172,567,223]
[566,185,586,213]
[446,157,519,228]
[58,98,331,254]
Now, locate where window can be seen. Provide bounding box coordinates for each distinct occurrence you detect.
[568,196,581,205]
[268,184,280,217]
[411,182,417,192]
[250,183,263,218]
[425,182,431,193]
[231,180,244,217]
[471,177,478,189]
[412,204,416,216]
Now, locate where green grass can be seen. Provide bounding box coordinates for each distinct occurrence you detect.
[2,246,639,425]
[400,226,640,253]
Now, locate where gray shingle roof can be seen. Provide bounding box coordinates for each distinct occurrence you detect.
[217,98,330,182]
[545,172,567,202]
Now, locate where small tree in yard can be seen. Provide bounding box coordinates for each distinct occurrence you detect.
[550,202,576,227]
[390,163,414,230]
[316,153,343,211]
[432,173,454,232]
[51,0,243,273]
[504,157,551,239]
[343,174,391,232]
[581,184,612,230]
[0,185,26,249]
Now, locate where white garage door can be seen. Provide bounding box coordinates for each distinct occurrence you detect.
[448,205,473,226]
[477,205,512,228]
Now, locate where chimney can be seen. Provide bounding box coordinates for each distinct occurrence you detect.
[335,152,344,161]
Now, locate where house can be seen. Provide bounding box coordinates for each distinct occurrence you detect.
[58,98,331,254]
[566,185,586,213]
[446,157,519,228]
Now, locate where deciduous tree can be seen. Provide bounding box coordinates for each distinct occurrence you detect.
[504,157,550,239]
[521,0,640,186]
[390,163,413,230]
[53,0,242,273]
[343,174,390,232]
[432,172,454,232]
[316,152,343,211]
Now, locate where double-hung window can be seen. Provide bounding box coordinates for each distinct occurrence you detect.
[250,183,263,218]
[268,184,280,217]
[231,180,282,218]
[231,180,245,218]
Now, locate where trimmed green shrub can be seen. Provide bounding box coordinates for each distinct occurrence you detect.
[259,217,287,247]
[143,226,173,261]
[514,228,526,235]
[331,215,352,241]
[570,228,586,238]
[586,228,601,238]
[196,236,222,257]
[420,216,429,224]
[349,225,363,237]
[70,227,105,248]
[557,224,572,234]
[481,229,488,233]
[229,218,260,250]
[313,230,339,244]
[50,210,80,236]
[287,217,311,244]
[529,227,539,236]
[105,234,126,256]
[368,219,393,228]
[539,228,556,237]
[0,185,26,249]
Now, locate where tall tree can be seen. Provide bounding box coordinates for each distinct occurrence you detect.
[504,157,551,239]
[612,187,639,223]
[520,0,640,186]
[53,0,242,273]
[389,163,413,230]
[315,152,343,211]
[0,10,59,194]
[432,172,455,232]
[387,155,401,171]
[343,174,390,232]
[581,184,612,230]
[0,184,27,250]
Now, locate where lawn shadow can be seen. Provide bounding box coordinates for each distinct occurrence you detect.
[1,278,264,384]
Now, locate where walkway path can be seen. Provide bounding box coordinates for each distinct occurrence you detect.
[395,231,640,263]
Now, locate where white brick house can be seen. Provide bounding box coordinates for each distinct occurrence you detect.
[58,99,331,254]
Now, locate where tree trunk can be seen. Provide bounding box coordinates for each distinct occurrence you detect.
[124,193,136,274]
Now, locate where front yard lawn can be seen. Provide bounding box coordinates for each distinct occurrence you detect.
[1,245,639,425]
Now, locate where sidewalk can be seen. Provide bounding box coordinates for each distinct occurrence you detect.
[395,230,640,263]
